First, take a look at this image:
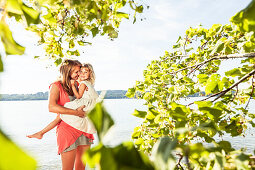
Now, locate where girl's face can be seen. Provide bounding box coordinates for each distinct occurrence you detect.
[70,66,80,80]
[79,67,90,81]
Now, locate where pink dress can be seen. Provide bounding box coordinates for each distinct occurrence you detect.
[50,81,94,154]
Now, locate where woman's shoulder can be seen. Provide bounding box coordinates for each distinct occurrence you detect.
[49,81,62,89]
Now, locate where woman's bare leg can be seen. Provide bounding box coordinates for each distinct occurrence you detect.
[75,145,90,170]
[61,149,76,170]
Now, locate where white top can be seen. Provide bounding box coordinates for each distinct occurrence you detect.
[60,81,99,134]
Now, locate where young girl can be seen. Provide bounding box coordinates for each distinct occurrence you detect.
[27,63,98,139]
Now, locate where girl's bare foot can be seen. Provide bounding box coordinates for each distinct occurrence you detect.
[26,132,43,139]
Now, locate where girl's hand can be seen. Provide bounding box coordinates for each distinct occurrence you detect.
[70,80,76,86]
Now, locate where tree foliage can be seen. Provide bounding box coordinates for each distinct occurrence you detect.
[1,0,255,169]
[0,0,145,169]
[126,0,255,169]
[84,102,155,170]
[0,0,146,68]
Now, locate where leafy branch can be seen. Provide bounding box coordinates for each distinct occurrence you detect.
[169,53,255,75]
[245,75,255,109]
[188,69,255,106]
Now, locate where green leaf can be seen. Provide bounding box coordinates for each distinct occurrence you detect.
[0,54,3,72]
[183,76,193,83]
[198,107,222,121]
[69,39,75,48]
[146,109,159,121]
[213,152,225,169]
[146,110,156,120]
[91,27,99,37]
[231,0,255,32]
[135,5,144,13]
[77,41,85,46]
[195,101,212,108]
[21,3,40,25]
[84,142,154,170]
[132,109,147,118]
[116,12,129,19]
[83,143,117,170]
[154,115,162,124]
[54,58,62,66]
[218,77,230,90]
[205,74,220,95]
[0,21,25,55]
[113,142,154,170]
[225,68,241,77]
[135,138,144,145]
[210,41,224,55]
[209,24,222,35]
[42,11,57,24]
[88,102,114,141]
[6,0,23,15]
[217,141,234,152]
[235,153,250,169]
[0,130,37,170]
[151,137,177,170]
[108,29,118,38]
[197,74,209,84]
[126,88,135,98]
[131,127,141,139]
[143,92,151,100]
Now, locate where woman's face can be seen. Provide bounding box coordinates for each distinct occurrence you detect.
[79,67,90,81]
[70,66,81,80]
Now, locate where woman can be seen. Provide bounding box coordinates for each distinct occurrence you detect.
[48,59,93,170]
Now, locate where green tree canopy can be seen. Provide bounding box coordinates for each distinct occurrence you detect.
[126,0,255,169]
[0,0,146,69]
[0,0,146,169]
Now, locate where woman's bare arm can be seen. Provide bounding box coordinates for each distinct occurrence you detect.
[48,84,85,117]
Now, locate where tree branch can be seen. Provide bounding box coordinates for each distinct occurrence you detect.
[231,85,238,103]
[162,54,189,62]
[169,53,255,75]
[212,69,255,102]
[187,69,255,106]
[245,75,255,109]
[177,36,188,65]
[176,153,184,170]
[187,90,223,106]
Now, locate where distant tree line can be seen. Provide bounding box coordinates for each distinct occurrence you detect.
[0,90,129,101]
[0,90,205,101]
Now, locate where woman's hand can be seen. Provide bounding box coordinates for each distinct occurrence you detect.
[70,80,76,86]
[76,105,86,117]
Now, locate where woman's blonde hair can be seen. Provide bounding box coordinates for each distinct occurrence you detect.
[82,63,95,86]
[59,59,81,96]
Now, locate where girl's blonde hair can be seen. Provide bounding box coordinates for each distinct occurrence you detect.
[82,63,95,86]
[59,59,81,96]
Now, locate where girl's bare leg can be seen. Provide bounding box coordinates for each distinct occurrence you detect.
[61,149,76,170]
[75,145,90,170]
[26,131,44,139]
[27,115,61,139]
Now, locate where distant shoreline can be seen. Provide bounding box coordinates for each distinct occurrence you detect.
[0,90,129,101]
[0,90,204,101]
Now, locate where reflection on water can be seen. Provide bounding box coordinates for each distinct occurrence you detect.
[0,98,254,169]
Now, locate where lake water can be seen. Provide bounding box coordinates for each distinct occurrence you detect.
[0,99,254,169]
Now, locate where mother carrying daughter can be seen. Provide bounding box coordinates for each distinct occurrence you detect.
[28,60,98,170]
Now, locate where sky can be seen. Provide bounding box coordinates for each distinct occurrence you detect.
[0,0,251,94]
